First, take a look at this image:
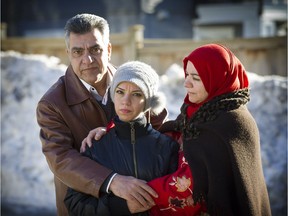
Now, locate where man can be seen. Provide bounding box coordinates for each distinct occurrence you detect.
[36,13,167,215]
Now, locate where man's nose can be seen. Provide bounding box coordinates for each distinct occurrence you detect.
[82,50,94,64]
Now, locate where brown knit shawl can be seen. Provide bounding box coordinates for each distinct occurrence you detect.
[160,88,271,216]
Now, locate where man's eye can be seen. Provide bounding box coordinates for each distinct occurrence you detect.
[72,50,83,57]
[90,47,102,55]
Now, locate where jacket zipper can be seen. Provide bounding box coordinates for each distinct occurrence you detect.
[130,122,138,178]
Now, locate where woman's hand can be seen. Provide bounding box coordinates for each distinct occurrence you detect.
[80,127,107,153]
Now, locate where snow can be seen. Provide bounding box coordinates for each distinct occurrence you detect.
[1,51,287,215]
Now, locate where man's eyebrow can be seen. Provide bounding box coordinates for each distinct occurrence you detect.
[90,44,100,48]
[71,47,83,51]
[71,44,100,50]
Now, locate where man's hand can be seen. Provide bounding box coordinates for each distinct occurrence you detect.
[110,175,158,210]
[80,127,107,153]
[127,199,152,214]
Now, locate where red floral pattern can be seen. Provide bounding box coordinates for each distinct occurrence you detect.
[148,152,207,216]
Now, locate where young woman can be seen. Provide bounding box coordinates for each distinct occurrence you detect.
[64,61,180,215]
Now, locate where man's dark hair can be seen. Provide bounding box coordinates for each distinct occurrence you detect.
[64,13,110,48]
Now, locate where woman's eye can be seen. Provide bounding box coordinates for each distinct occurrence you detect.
[191,75,201,81]
[186,72,193,78]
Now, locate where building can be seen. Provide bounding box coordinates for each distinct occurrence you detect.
[1,0,286,39]
[192,0,287,39]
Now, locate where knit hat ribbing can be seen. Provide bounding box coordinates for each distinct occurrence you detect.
[110,61,166,115]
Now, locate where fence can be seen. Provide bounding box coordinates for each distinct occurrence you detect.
[1,24,287,76]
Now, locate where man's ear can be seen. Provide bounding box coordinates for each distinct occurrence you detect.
[107,42,112,60]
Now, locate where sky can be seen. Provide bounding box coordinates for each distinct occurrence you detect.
[1,51,287,216]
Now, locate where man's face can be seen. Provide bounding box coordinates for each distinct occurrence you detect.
[67,29,112,86]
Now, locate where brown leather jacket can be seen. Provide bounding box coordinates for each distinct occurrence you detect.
[36,64,168,216]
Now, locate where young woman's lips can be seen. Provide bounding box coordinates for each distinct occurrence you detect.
[120,109,131,114]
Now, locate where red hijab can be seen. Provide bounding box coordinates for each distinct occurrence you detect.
[183,44,249,118]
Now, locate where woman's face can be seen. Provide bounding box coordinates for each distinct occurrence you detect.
[114,82,145,122]
[184,60,208,104]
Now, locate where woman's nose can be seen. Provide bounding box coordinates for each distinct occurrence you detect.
[184,77,192,88]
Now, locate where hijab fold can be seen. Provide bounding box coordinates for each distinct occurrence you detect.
[183,44,249,118]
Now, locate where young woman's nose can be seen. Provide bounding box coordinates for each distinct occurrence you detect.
[122,94,131,105]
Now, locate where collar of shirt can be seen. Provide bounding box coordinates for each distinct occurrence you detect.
[80,73,112,105]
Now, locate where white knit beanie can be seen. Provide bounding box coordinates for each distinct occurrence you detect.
[110,61,166,115]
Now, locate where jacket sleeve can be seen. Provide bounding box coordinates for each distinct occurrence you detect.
[65,192,131,216]
[108,196,131,215]
[64,146,120,216]
[64,187,101,216]
[36,99,112,198]
[167,139,180,174]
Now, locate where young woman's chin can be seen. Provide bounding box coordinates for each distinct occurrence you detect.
[118,113,144,122]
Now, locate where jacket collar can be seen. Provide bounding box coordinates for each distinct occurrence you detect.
[113,116,152,139]
[65,64,116,105]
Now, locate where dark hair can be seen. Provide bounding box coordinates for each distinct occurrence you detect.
[64,13,110,48]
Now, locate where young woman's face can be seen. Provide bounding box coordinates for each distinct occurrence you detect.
[114,82,146,122]
[184,60,208,104]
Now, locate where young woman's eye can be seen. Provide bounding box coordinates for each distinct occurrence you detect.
[133,92,143,97]
[115,89,124,95]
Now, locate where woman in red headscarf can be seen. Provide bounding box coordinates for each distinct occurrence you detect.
[157,44,271,216]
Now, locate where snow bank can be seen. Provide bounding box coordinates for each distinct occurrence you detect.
[1,52,287,215]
